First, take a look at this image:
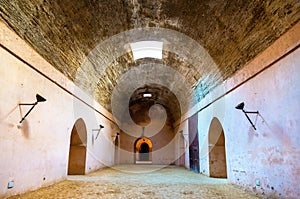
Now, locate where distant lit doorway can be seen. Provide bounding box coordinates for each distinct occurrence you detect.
[68,118,87,175]
[208,117,227,178]
[134,137,152,164]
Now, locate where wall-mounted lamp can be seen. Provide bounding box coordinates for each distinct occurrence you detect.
[92,125,104,140]
[235,102,259,130]
[19,94,46,123]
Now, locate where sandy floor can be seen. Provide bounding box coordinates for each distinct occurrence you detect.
[10,165,260,199]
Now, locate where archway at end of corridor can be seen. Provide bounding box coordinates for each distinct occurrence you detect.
[134,137,152,164]
[68,118,87,175]
[208,117,227,178]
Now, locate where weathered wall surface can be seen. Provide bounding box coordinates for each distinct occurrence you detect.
[224,48,300,198]
[0,21,118,198]
[177,22,300,198]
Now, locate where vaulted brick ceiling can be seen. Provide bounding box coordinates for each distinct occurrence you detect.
[1,0,299,122]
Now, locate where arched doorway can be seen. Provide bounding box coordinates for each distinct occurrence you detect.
[134,137,152,164]
[189,113,199,173]
[68,118,87,175]
[114,133,119,165]
[208,117,227,178]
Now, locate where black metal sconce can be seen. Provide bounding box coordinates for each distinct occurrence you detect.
[92,125,104,140]
[235,102,259,130]
[19,94,46,123]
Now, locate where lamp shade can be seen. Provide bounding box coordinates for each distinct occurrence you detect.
[235,102,245,110]
[36,94,46,103]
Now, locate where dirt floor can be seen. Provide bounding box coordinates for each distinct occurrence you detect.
[9,165,260,199]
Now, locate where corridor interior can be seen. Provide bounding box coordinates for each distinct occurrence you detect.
[0,1,300,199]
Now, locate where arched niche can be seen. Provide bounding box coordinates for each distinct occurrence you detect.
[114,133,119,165]
[134,137,152,164]
[67,118,87,175]
[208,117,227,178]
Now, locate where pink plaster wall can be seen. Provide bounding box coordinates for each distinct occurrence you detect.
[224,47,300,198]
[0,21,118,198]
[178,22,300,198]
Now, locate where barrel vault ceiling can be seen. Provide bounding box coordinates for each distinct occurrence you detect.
[1,0,299,123]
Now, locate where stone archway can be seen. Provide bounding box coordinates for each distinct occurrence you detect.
[68,118,87,175]
[208,117,227,178]
[134,137,152,164]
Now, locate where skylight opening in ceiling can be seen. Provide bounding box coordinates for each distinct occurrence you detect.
[143,93,152,98]
[130,41,163,61]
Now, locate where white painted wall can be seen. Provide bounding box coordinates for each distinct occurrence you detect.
[0,21,117,198]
